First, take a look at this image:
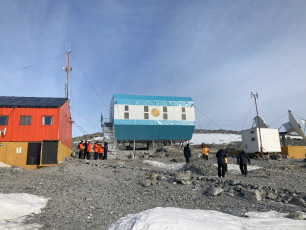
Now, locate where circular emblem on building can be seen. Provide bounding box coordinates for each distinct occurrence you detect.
[151,108,160,117]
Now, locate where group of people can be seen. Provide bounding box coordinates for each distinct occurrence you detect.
[183,143,251,178]
[77,140,108,160]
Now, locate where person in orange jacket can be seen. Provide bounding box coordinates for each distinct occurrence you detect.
[98,143,104,160]
[202,144,210,160]
[86,141,92,160]
[78,141,84,159]
[93,142,99,160]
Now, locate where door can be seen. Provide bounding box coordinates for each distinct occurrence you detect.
[41,141,58,165]
[26,143,41,165]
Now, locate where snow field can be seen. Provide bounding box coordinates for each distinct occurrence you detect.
[108,207,306,230]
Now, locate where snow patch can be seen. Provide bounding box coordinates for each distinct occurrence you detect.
[143,160,185,171]
[190,133,241,145]
[108,207,306,230]
[0,162,12,168]
[0,193,48,229]
[213,163,262,174]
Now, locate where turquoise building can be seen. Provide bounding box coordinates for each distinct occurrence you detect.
[110,94,195,141]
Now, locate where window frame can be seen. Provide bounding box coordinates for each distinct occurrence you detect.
[124,105,129,111]
[124,112,129,119]
[0,116,8,126]
[19,116,32,126]
[42,116,53,126]
[182,114,186,120]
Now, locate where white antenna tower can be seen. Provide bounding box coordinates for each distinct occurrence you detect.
[63,43,72,98]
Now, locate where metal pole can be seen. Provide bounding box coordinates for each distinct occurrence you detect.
[63,47,72,99]
[252,92,263,157]
[133,140,135,150]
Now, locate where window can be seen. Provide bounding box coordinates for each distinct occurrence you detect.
[182,107,186,113]
[163,106,167,112]
[124,113,129,119]
[182,114,186,120]
[0,116,8,125]
[125,105,129,111]
[144,106,149,119]
[250,130,255,134]
[42,116,53,125]
[163,114,168,120]
[20,116,31,126]
[251,137,256,141]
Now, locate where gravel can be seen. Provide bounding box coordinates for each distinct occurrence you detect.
[1,146,306,229]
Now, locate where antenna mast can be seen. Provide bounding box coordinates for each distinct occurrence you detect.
[63,45,72,98]
[251,92,263,157]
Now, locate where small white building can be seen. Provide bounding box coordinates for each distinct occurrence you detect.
[241,128,281,154]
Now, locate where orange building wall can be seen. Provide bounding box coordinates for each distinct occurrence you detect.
[58,100,72,149]
[0,102,72,148]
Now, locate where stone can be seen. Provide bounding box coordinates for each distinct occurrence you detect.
[175,171,191,184]
[142,179,152,187]
[230,209,246,217]
[244,190,261,201]
[206,187,224,196]
[266,193,277,200]
[128,152,134,159]
[157,175,166,180]
[289,197,306,207]
[288,211,304,220]
[231,179,240,186]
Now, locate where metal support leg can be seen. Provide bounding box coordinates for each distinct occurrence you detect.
[152,140,155,150]
[133,140,135,150]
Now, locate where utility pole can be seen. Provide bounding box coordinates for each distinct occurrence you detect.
[63,46,72,98]
[251,92,263,157]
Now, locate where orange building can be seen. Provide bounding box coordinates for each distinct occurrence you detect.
[0,96,72,169]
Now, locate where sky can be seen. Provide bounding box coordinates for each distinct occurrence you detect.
[0,0,305,137]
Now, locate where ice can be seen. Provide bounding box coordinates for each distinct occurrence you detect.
[108,207,306,230]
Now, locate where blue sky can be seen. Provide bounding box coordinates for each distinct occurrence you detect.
[1,0,305,137]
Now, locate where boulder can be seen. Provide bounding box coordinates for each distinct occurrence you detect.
[266,193,277,200]
[244,189,261,201]
[205,187,224,196]
[175,171,191,184]
[142,179,152,187]
[230,209,246,217]
[289,197,306,207]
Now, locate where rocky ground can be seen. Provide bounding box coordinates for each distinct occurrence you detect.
[1,146,306,229]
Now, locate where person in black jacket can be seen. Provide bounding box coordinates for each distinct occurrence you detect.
[237,150,251,176]
[103,142,108,160]
[216,149,228,177]
[83,141,88,159]
[183,144,191,164]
